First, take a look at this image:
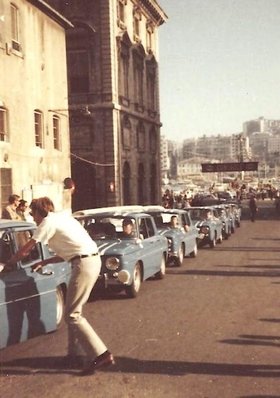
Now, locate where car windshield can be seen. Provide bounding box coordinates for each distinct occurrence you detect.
[215,208,224,216]
[150,212,181,229]
[188,209,212,221]
[85,216,138,240]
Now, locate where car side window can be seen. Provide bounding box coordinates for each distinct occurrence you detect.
[14,230,41,265]
[183,213,191,227]
[145,218,155,237]
[139,219,148,239]
[0,232,13,264]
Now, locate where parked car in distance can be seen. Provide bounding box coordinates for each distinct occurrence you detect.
[185,206,223,248]
[143,205,198,266]
[227,202,242,227]
[0,220,71,349]
[212,204,232,240]
[223,203,237,233]
[74,208,168,298]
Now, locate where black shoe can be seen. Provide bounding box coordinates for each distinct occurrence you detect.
[79,351,115,376]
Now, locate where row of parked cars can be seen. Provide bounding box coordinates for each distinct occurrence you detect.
[0,201,241,349]
[73,201,241,297]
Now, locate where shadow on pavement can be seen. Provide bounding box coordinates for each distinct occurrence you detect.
[167,269,280,278]
[2,356,280,378]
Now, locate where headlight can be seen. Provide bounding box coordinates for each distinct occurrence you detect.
[200,226,209,234]
[167,238,172,248]
[105,257,120,270]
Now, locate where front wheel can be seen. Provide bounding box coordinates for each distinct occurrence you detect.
[175,244,184,266]
[190,242,198,258]
[56,286,65,329]
[125,262,142,298]
[155,255,166,279]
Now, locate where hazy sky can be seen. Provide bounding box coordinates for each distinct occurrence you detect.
[158,0,280,141]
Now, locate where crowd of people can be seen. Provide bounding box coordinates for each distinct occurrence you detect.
[1,194,32,222]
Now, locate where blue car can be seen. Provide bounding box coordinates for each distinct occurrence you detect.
[185,206,223,248]
[74,208,168,298]
[143,206,198,266]
[212,204,232,239]
[0,220,71,349]
[228,202,242,227]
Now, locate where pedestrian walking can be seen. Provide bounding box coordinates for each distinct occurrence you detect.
[249,195,258,222]
[5,196,114,376]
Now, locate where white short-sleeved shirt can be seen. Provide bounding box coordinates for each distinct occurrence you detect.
[32,212,98,262]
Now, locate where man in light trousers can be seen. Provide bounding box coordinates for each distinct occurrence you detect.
[6,196,114,376]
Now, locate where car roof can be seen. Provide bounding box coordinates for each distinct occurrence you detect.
[0,219,35,229]
[143,206,188,215]
[142,205,165,211]
[73,205,144,217]
[186,206,214,210]
[74,210,151,220]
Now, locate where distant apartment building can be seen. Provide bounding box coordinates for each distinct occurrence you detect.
[160,135,169,183]
[47,0,167,210]
[177,157,214,184]
[267,135,280,155]
[243,116,280,135]
[183,135,233,161]
[0,0,72,211]
[249,132,271,161]
[231,134,251,161]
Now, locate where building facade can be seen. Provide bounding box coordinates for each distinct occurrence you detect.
[47,0,167,211]
[0,0,72,211]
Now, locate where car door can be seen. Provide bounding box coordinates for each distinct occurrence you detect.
[138,217,163,278]
[0,227,57,349]
[181,212,197,254]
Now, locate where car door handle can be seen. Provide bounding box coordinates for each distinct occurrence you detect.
[41,271,54,276]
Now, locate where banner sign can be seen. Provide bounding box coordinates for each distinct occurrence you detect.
[201,162,258,173]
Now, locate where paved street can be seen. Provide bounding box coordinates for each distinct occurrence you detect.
[1,200,280,398]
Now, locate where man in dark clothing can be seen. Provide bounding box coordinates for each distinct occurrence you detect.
[249,195,258,222]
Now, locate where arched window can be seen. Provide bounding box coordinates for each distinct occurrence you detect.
[138,163,145,204]
[53,115,61,150]
[150,163,157,204]
[123,161,131,205]
[149,126,157,153]
[137,122,145,151]
[11,3,21,51]
[34,110,44,148]
[0,107,8,142]
[133,50,144,107]
[122,115,131,148]
[66,24,94,94]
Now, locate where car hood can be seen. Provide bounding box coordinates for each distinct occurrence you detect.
[95,238,142,256]
[193,220,209,228]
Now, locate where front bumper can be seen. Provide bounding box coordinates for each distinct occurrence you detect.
[97,270,131,289]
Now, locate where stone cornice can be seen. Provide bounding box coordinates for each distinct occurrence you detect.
[136,0,168,26]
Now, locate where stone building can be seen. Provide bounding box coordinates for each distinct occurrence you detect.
[47,0,167,211]
[0,0,72,211]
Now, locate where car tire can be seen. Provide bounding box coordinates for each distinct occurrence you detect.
[125,262,142,298]
[155,255,166,279]
[190,242,198,258]
[56,286,65,329]
[175,244,184,266]
[217,233,223,244]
